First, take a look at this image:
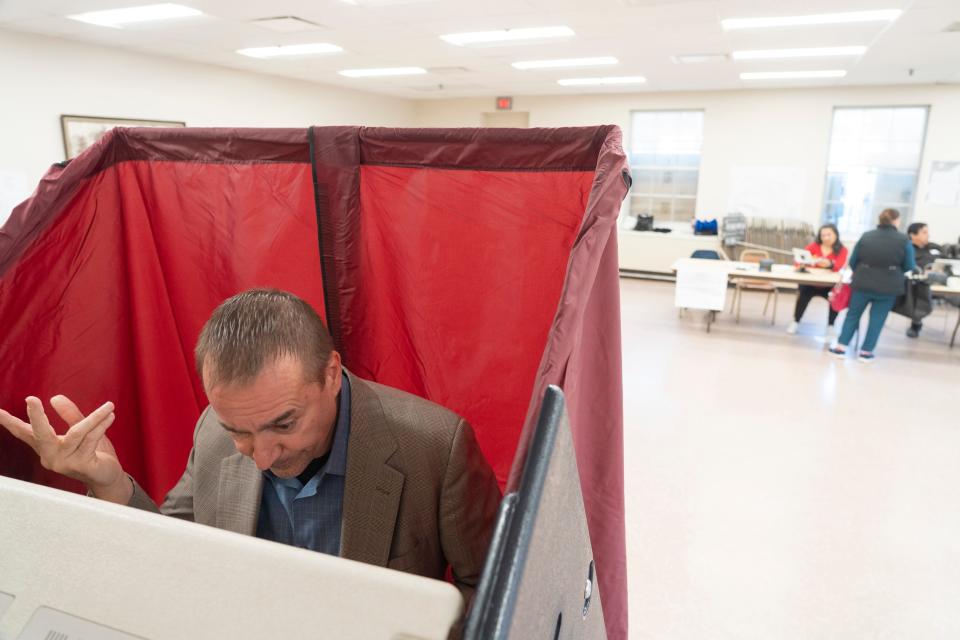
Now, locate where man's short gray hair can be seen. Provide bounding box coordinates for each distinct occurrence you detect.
[195,289,334,389]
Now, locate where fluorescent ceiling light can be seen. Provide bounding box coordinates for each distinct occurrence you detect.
[740,70,847,80]
[68,3,202,28]
[339,67,428,77]
[512,56,618,70]
[440,26,574,46]
[722,10,902,30]
[732,46,867,60]
[558,76,647,86]
[237,43,343,58]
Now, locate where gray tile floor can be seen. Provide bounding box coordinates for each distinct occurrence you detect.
[621,278,960,639]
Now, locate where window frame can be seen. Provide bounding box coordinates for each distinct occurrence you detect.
[627,108,705,224]
[820,104,930,238]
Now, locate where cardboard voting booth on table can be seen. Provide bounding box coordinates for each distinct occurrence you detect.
[0,474,463,640]
[0,126,629,639]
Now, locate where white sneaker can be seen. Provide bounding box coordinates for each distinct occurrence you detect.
[786,321,799,335]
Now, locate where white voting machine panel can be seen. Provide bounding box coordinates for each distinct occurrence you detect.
[0,475,461,640]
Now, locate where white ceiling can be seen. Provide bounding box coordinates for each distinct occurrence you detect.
[1,0,959,99]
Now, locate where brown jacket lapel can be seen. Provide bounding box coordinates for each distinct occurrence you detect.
[339,375,405,566]
[215,451,263,535]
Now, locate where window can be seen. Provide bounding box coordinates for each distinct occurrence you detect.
[627,110,704,225]
[822,106,928,237]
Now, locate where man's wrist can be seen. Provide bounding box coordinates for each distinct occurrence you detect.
[90,474,134,504]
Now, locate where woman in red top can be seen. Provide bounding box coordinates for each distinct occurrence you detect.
[787,223,849,335]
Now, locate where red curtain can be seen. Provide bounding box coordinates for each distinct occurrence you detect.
[0,126,628,639]
[344,164,591,483]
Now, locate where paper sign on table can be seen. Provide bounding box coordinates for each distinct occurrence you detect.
[675,264,728,310]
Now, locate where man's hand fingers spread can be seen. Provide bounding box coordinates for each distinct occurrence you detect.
[62,401,115,448]
[75,413,115,457]
[50,395,86,427]
[0,408,35,445]
[25,397,58,443]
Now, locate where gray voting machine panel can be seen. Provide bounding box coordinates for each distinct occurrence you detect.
[0,475,461,640]
[464,385,607,640]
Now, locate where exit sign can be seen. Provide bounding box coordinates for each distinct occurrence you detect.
[496,96,513,111]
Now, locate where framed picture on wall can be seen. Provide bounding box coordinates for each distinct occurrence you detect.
[60,115,186,159]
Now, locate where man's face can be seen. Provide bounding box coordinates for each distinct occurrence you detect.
[911,226,929,248]
[205,353,342,478]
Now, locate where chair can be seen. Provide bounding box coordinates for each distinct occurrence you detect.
[691,249,723,260]
[730,249,778,325]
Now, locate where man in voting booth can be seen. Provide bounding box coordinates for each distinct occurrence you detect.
[0,289,501,609]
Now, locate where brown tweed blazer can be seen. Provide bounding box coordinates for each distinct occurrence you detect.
[126,372,502,604]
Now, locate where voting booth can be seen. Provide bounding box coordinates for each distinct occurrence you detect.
[0,125,629,638]
[0,386,604,640]
[0,474,462,640]
[465,386,605,640]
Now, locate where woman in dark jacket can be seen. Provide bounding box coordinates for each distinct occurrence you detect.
[830,208,916,361]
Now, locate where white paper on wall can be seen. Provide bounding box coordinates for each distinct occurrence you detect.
[675,262,728,310]
[925,161,960,207]
[728,166,807,220]
[0,170,30,228]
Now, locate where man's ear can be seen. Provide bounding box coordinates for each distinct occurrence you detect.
[326,351,343,392]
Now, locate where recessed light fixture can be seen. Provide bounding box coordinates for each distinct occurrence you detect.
[68,3,202,28]
[557,76,646,86]
[237,43,343,58]
[722,10,901,30]
[440,26,575,46]
[740,70,847,80]
[339,67,428,77]
[732,46,868,60]
[250,16,325,33]
[512,56,618,70]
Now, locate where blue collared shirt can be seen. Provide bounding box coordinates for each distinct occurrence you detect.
[255,374,351,555]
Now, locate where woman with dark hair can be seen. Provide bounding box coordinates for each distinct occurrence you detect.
[787,223,848,336]
[829,208,916,361]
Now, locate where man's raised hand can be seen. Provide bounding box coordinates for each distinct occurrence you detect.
[0,395,132,504]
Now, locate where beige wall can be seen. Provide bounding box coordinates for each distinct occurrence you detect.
[414,85,960,243]
[0,28,416,223]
